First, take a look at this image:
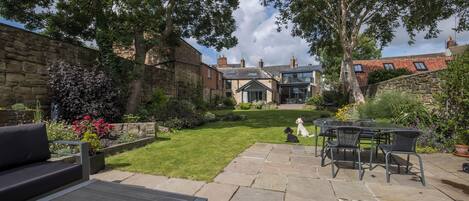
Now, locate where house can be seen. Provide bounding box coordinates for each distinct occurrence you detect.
[215,56,322,104]
[200,63,224,103]
[353,37,466,86]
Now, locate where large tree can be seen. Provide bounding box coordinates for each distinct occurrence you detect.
[263,0,463,103]
[0,0,239,113]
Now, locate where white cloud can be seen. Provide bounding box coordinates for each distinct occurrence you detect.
[218,0,318,67]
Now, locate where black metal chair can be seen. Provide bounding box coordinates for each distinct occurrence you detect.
[321,126,364,180]
[377,130,426,186]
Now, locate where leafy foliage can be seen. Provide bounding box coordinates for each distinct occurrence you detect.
[72,115,113,139]
[367,68,412,84]
[48,61,121,122]
[46,121,78,156]
[435,49,469,145]
[238,103,252,110]
[81,131,101,155]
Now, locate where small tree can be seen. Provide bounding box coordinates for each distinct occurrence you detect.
[367,68,412,85]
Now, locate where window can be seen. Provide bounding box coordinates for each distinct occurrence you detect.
[226,92,232,97]
[248,91,265,102]
[383,63,395,70]
[414,62,427,71]
[281,72,312,84]
[225,80,232,89]
[353,64,363,73]
[207,69,212,79]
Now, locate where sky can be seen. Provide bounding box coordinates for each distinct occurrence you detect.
[2,0,468,67]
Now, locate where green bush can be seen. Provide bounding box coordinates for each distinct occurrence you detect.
[367,68,412,84]
[222,97,236,108]
[262,102,277,110]
[238,103,252,110]
[322,90,349,107]
[252,101,265,109]
[46,121,78,156]
[11,103,29,110]
[219,113,246,121]
[203,111,217,122]
[306,95,323,106]
[435,49,469,145]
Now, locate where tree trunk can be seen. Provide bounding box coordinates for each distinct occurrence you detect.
[125,30,147,114]
[343,47,365,103]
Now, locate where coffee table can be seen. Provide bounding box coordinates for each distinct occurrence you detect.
[37,180,207,201]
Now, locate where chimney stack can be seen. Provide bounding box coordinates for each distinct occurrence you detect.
[240,58,246,68]
[446,36,457,49]
[290,56,297,68]
[258,59,264,68]
[217,55,228,67]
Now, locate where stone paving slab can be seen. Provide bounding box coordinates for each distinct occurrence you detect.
[230,186,284,201]
[252,173,288,192]
[224,157,264,175]
[285,176,336,201]
[91,170,134,182]
[120,173,169,189]
[195,182,239,201]
[331,180,376,201]
[266,153,291,164]
[156,178,205,196]
[214,172,257,187]
[367,182,454,201]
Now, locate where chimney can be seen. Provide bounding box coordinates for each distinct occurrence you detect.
[446,36,457,49]
[240,58,246,68]
[217,55,228,67]
[258,59,264,68]
[290,56,297,68]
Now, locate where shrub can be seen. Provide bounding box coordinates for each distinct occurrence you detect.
[163,115,205,130]
[306,95,323,106]
[252,101,265,109]
[72,115,113,139]
[435,49,469,145]
[48,61,121,122]
[81,131,101,154]
[222,97,236,108]
[220,113,246,121]
[262,102,278,110]
[367,68,412,84]
[11,103,29,110]
[322,90,349,107]
[122,114,141,123]
[335,104,359,121]
[238,103,252,110]
[203,112,217,122]
[46,121,78,156]
[116,132,140,144]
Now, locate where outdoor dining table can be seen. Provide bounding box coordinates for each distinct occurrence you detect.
[312,118,418,169]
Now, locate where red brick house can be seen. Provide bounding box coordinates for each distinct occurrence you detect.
[200,63,224,102]
[352,37,465,86]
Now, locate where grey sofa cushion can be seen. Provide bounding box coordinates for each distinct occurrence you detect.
[0,161,82,201]
[0,123,51,170]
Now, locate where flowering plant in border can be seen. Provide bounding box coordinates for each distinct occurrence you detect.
[72,115,113,138]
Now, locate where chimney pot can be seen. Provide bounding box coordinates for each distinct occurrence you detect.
[240,58,246,68]
[290,56,297,68]
[446,36,457,49]
[258,59,264,68]
[217,55,228,67]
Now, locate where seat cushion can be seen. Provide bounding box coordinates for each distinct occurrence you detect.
[0,123,51,170]
[0,161,82,201]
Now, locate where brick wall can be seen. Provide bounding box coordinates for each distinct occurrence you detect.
[201,64,224,102]
[0,23,175,113]
[363,69,444,105]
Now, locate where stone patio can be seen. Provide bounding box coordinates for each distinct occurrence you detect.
[92,143,469,201]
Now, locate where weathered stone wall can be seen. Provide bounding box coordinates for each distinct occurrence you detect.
[111,122,156,137]
[0,23,175,113]
[0,110,34,127]
[363,69,445,105]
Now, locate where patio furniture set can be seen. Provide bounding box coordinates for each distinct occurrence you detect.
[313,118,426,186]
[0,123,207,201]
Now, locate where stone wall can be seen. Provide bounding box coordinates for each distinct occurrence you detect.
[0,23,175,113]
[111,122,156,137]
[0,110,34,126]
[363,69,445,105]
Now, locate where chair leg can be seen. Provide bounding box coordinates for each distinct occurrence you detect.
[385,152,391,183]
[415,154,426,186]
[331,148,336,178]
[405,154,410,174]
[369,138,375,170]
[321,145,330,167]
[357,148,363,180]
[314,127,318,157]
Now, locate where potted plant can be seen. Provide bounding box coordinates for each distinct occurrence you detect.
[72,115,113,174]
[454,132,469,156]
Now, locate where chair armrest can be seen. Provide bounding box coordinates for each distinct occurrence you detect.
[51,140,90,181]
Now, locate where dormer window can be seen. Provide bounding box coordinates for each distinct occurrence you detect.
[383,63,395,70]
[414,62,427,71]
[353,64,363,73]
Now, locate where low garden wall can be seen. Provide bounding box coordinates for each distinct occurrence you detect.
[362,69,445,105]
[0,110,34,126]
[111,122,157,137]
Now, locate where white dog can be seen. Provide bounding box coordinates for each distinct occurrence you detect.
[295,117,312,137]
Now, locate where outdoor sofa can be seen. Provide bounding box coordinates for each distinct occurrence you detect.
[0,123,90,201]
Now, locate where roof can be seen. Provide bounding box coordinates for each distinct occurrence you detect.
[448,44,469,56]
[263,65,322,77]
[236,79,273,92]
[218,67,274,80]
[353,52,451,86]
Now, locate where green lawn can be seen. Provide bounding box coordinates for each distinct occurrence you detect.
[106,109,331,181]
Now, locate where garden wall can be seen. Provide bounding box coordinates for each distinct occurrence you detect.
[0,23,175,113]
[111,122,157,137]
[0,110,34,126]
[362,69,445,105]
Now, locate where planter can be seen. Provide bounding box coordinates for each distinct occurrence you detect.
[455,144,469,155]
[90,152,105,174]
